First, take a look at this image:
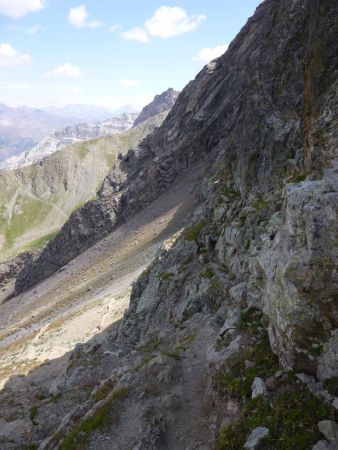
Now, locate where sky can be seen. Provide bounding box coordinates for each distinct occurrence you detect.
[0,0,262,110]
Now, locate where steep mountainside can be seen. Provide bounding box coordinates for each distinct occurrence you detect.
[134,88,179,126]
[0,113,166,260]
[0,1,337,449]
[0,113,137,171]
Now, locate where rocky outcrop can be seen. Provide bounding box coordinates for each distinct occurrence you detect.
[133,88,179,126]
[0,250,36,290]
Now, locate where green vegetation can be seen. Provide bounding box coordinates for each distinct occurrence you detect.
[203,267,215,279]
[291,173,307,183]
[214,308,278,399]
[2,196,53,250]
[214,305,337,449]
[161,334,196,361]
[238,307,265,335]
[134,355,156,371]
[183,221,205,241]
[253,199,269,212]
[219,186,241,198]
[23,231,59,251]
[161,350,182,360]
[325,377,338,396]
[138,337,162,353]
[216,385,337,450]
[159,271,174,281]
[60,387,129,450]
[29,405,38,425]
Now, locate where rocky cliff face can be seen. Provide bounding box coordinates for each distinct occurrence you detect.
[0,114,137,171]
[133,88,179,126]
[8,1,338,448]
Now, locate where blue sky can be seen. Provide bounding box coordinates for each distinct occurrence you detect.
[0,0,262,110]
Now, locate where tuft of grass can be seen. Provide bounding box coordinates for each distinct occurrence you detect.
[219,187,241,198]
[203,267,215,279]
[253,199,269,212]
[138,337,162,353]
[159,271,174,281]
[29,405,38,425]
[161,350,181,361]
[134,355,155,371]
[183,221,205,241]
[291,173,307,183]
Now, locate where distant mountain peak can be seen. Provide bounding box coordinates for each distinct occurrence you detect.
[134,88,179,126]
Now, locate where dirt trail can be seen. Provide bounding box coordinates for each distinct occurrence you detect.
[0,166,202,388]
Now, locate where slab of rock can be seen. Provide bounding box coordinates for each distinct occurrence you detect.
[312,440,335,450]
[244,427,269,449]
[318,420,338,447]
[251,377,267,398]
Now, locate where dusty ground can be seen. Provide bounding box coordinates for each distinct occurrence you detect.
[0,167,202,389]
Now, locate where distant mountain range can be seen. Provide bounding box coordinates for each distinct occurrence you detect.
[0,113,138,171]
[41,103,140,122]
[0,103,140,162]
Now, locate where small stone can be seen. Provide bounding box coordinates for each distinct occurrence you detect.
[244,426,269,449]
[312,440,335,450]
[245,360,255,369]
[318,420,338,446]
[251,377,267,398]
[265,376,278,391]
[332,398,338,411]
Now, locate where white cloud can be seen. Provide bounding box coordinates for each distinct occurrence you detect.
[145,6,206,38]
[0,0,45,18]
[119,6,205,43]
[120,27,149,43]
[0,43,31,66]
[110,24,121,32]
[195,44,228,62]
[68,4,103,29]
[24,24,46,34]
[44,62,82,78]
[120,79,139,87]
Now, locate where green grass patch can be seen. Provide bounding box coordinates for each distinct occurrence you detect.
[159,271,174,281]
[138,337,162,353]
[290,173,307,183]
[325,377,338,396]
[238,307,265,335]
[161,350,182,361]
[253,199,269,212]
[203,267,215,279]
[29,405,38,425]
[134,355,156,371]
[183,221,205,241]
[219,187,241,198]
